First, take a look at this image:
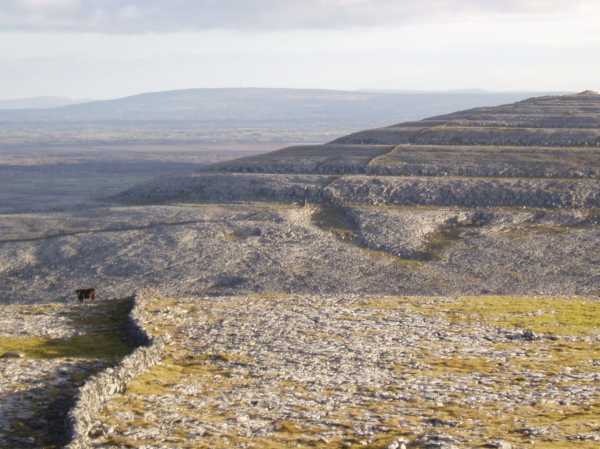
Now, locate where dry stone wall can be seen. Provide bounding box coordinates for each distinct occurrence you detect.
[65,290,167,449]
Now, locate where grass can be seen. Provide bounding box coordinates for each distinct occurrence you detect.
[0,333,131,360]
[246,291,292,301]
[357,296,451,313]
[90,294,600,449]
[419,225,464,260]
[16,303,64,315]
[443,296,600,336]
[222,231,242,241]
[125,352,241,397]
[140,296,184,336]
[497,339,600,375]
[0,298,138,449]
[360,294,600,336]
[125,360,190,396]
[417,355,499,376]
[393,296,600,446]
[424,401,600,449]
[104,350,418,449]
[1,298,135,360]
[353,295,600,379]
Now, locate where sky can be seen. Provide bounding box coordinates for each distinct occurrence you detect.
[0,0,599,99]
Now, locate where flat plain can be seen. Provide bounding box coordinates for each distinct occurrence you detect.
[0,143,272,214]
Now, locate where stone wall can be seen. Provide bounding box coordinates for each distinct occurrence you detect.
[65,290,167,449]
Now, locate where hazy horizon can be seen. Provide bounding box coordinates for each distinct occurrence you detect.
[0,87,568,104]
[1,1,599,99]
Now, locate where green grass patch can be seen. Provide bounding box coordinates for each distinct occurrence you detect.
[444,296,600,336]
[418,356,499,376]
[498,340,600,374]
[1,298,135,360]
[421,225,464,260]
[125,353,241,397]
[0,333,131,360]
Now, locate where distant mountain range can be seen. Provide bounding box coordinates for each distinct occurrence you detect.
[0,88,559,127]
[0,96,87,110]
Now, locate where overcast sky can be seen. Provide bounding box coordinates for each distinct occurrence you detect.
[1,0,599,99]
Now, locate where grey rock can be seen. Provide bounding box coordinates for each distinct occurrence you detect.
[485,441,512,449]
[415,433,459,449]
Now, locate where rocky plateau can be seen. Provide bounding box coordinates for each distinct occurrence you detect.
[1,91,600,448]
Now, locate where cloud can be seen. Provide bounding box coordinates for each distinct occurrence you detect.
[0,0,594,33]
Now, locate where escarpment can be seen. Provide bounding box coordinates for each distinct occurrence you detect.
[117,92,600,210]
[333,91,600,146]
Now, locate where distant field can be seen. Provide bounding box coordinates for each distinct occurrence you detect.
[0,143,275,214]
[0,89,549,146]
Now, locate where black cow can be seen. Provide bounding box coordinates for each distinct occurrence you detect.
[76,288,96,303]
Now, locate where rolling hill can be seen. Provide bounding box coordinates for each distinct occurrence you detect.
[0,88,555,127]
[0,96,85,110]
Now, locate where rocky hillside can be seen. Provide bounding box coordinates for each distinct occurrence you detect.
[118,91,600,210]
[2,92,599,304]
[333,90,600,146]
[104,91,600,300]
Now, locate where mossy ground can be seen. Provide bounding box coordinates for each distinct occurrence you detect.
[0,298,137,449]
[358,295,600,336]
[91,295,600,449]
[365,295,600,447]
[443,295,600,336]
[1,298,134,360]
[0,333,131,360]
